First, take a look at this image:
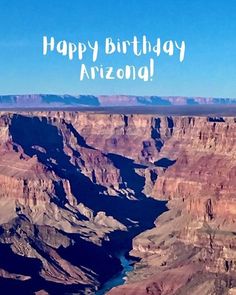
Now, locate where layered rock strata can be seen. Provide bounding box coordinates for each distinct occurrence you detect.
[0,112,235,294]
[109,116,236,295]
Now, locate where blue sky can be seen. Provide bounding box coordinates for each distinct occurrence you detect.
[0,0,235,97]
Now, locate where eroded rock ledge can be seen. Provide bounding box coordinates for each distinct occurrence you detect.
[109,116,236,295]
[0,112,235,294]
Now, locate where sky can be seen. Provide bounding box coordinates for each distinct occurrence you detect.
[0,0,235,97]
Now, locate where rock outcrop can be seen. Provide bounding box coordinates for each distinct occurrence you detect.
[109,116,236,295]
[0,111,168,293]
[0,111,235,294]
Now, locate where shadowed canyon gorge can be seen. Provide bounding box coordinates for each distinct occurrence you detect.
[0,110,236,294]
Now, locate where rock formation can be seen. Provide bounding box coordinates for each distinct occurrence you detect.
[0,111,167,294]
[0,111,235,294]
[109,116,236,295]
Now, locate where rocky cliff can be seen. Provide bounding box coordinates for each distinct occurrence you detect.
[0,111,168,294]
[0,112,235,294]
[109,116,236,295]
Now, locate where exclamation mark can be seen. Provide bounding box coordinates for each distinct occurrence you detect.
[150,58,154,81]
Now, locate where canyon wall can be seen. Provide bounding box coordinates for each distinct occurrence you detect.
[0,111,235,294]
[109,116,236,295]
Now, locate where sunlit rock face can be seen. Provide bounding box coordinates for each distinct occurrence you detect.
[1,111,236,294]
[109,116,236,295]
[0,111,169,293]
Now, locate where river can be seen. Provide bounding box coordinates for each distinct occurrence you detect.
[96,251,135,295]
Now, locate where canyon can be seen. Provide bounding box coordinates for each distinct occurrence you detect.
[0,110,235,294]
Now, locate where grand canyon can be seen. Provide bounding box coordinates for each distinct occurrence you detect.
[0,95,236,295]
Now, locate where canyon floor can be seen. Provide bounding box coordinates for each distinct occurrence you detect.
[0,106,236,294]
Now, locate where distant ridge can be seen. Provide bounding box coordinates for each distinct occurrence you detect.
[0,94,236,108]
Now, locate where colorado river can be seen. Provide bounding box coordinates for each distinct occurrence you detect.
[96,251,135,295]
